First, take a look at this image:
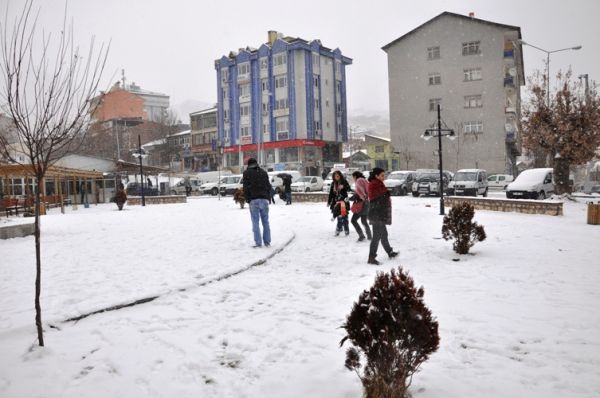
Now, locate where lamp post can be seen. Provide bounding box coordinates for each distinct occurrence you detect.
[578,74,590,101]
[132,135,148,206]
[517,40,582,106]
[422,104,455,215]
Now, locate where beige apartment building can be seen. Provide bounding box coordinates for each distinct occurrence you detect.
[383,12,524,174]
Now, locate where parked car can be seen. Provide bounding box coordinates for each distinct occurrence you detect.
[506,168,554,199]
[125,182,159,197]
[411,171,452,197]
[200,177,228,196]
[170,178,202,195]
[219,175,243,196]
[384,171,417,196]
[267,172,287,193]
[591,185,600,195]
[291,176,324,192]
[449,169,488,197]
[487,174,514,190]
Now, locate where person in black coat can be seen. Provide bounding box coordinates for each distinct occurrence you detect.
[367,167,398,265]
[327,170,351,236]
[242,158,272,247]
[282,174,292,205]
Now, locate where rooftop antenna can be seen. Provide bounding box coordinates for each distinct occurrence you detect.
[121,69,126,89]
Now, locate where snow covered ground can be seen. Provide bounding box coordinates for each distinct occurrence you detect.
[1,193,599,397]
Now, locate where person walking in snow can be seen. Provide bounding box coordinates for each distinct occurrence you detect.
[282,174,292,205]
[327,170,351,236]
[367,167,398,265]
[242,158,272,248]
[350,171,372,242]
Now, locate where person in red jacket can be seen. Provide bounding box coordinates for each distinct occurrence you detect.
[367,168,398,265]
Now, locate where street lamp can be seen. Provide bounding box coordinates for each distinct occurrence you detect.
[518,40,582,105]
[421,104,455,215]
[132,134,148,206]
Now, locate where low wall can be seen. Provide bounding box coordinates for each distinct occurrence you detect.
[0,222,35,239]
[127,195,187,206]
[291,192,329,203]
[444,196,563,216]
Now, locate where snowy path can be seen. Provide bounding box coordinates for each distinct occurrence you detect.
[1,196,599,397]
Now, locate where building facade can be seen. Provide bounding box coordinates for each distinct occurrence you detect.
[364,134,399,171]
[190,107,218,171]
[215,31,352,175]
[383,12,524,175]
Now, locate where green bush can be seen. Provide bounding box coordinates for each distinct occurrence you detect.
[442,202,486,254]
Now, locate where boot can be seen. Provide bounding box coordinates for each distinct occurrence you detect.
[367,256,380,265]
[335,229,341,236]
[357,234,365,242]
[388,251,399,259]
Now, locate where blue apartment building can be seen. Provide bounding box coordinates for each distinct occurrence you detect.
[215,31,352,175]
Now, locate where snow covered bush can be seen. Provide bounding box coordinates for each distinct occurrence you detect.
[441,202,486,255]
[340,267,439,398]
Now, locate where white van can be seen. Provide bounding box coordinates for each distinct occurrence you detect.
[487,174,514,190]
[506,168,554,200]
[449,169,488,197]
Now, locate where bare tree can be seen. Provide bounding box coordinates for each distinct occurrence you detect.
[521,69,600,194]
[0,0,108,346]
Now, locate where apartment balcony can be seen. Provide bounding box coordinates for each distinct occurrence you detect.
[273,108,289,118]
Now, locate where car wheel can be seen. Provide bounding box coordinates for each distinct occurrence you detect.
[483,188,488,197]
[305,188,310,192]
[170,190,177,195]
[412,192,420,197]
[539,191,546,200]
[506,192,512,199]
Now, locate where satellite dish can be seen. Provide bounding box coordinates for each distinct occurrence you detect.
[509,67,517,77]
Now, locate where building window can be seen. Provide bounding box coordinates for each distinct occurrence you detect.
[260,57,268,70]
[312,53,320,68]
[337,123,342,133]
[262,102,268,113]
[429,98,442,111]
[223,109,228,120]
[221,69,228,81]
[335,61,342,75]
[280,147,298,162]
[240,104,250,116]
[464,121,483,134]
[314,99,320,110]
[275,75,287,89]
[313,75,319,88]
[428,73,441,85]
[325,100,329,107]
[375,145,384,153]
[313,120,321,130]
[263,123,269,134]
[238,83,250,97]
[274,98,289,110]
[427,46,440,60]
[274,53,287,66]
[240,126,250,137]
[222,87,228,101]
[261,78,268,92]
[237,63,250,76]
[336,81,341,97]
[464,68,482,81]
[326,121,330,128]
[462,41,481,56]
[464,95,483,108]
[325,79,329,86]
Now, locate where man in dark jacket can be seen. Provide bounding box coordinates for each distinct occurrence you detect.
[243,158,272,247]
[282,174,292,205]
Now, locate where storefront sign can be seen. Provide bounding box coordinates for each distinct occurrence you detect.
[223,139,327,153]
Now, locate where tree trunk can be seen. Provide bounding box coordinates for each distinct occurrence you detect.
[554,159,571,195]
[34,180,44,346]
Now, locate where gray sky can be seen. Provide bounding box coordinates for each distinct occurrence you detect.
[2,0,599,119]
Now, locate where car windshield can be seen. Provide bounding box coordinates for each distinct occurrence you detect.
[298,177,312,182]
[225,177,239,184]
[387,173,408,180]
[454,172,477,181]
[417,173,439,181]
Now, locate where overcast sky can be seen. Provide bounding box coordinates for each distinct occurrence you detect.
[2,0,599,120]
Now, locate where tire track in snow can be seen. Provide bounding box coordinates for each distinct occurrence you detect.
[52,233,296,326]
